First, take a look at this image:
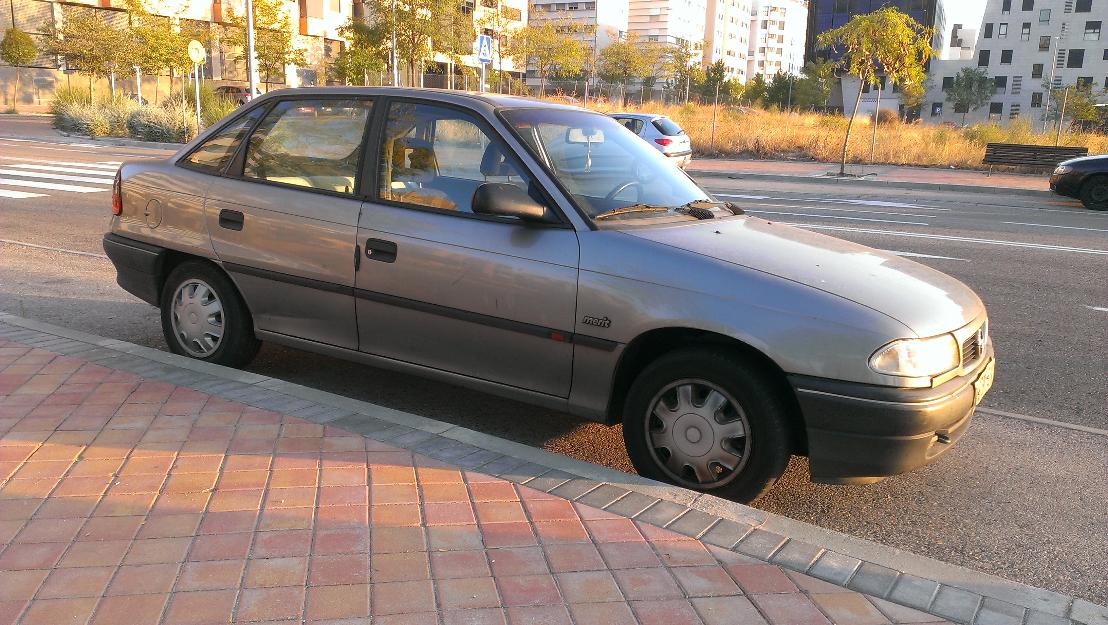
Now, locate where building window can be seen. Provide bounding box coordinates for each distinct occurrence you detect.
[1022,23,1031,40]
[1032,63,1044,78]
[1001,0,1011,13]
[1001,49,1013,63]
[942,76,954,90]
[989,102,1003,119]
[931,102,943,117]
[1039,35,1051,50]
[984,23,994,38]
[1009,104,1021,118]
[1031,92,1043,107]
[998,23,1008,38]
[1067,48,1085,67]
[1104,48,1108,59]
[1021,0,1033,10]
[1074,0,1091,11]
[1085,21,1102,40]
[979,49,991,66]
[1039,8,1050,21]
[995,76,1008,92]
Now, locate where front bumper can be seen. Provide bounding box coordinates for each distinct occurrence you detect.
[790,348,994,484]
[1049,171,1082,197]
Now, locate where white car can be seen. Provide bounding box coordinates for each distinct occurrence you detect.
[610,113,692,167]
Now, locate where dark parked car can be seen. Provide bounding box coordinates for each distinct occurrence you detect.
[214,85,263,105]
[1049,154,1108,210]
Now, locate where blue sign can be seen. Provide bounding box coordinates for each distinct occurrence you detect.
[475,34,493,63]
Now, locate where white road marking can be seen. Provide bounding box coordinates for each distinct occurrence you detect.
[883,250,969,261]
[1086,306,1108,313]
[1002,221,1108,233]
[745,202,933,218]
[750,210,929,226]
[10,164,116,177]
[0,168,113,185]
[12,160,120,170]
[713,192,949,211]
[0,239,108,259]
[785,223,1108,255]
[977,407,1108,437]
[0,177,106,193]
[0,189,46,199]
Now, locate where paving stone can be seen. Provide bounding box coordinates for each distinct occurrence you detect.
[868,597,947,624]
[931,585,984,624]
[770,538,823,573]
[521,470,574,493]
[548,478,601,501]
[975,598,1027,625]
[733,528,787,561]
[634,499,689,528]
[808,551,862,586]
[576,484,629,509]
[848,562,901,599]
[888,574,941,612]
[1024,610,1074,625]
[699,518,754,549]
[499,462,552,485]
[603,491,657,518]
[666,509,718,538]
[454,449,507,470]
[1071,600,1108,625]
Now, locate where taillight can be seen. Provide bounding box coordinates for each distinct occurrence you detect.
[655,138,673,146]
[111,170,122,215]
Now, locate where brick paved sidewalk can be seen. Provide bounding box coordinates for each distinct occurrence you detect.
[0,338,951,625]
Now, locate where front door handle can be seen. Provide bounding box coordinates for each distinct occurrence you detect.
[218,209,244,231]
[364,238,397,263]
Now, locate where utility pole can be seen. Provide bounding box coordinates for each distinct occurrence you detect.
[245,0,258,98]
[1044,34,1059,132]
[709,80,720,152]
[870,83,882,164]
[1055,86,1069,145]
[390,0,399,86]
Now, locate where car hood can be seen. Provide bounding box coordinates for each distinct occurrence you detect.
[1061,154,1108,167]
[621,216,983,337]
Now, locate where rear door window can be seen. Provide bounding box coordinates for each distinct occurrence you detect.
[241,98,372,195]
[615,117,644,134]
[652,117,684,136]
[181,108,263,174]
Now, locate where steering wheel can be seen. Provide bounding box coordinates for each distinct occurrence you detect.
[605,180,644,202]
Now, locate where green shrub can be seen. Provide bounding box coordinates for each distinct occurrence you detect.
[126,106,198,143]
[50,85,92,113]
[97,95,138,137]
[53,102,110,136]
[166,81,239,128]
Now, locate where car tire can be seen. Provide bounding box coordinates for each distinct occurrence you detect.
[160,261,260,368]
[622,348,791,503]
[1079,175,1108,211]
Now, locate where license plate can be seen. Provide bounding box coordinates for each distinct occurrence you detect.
[974,359,995,405]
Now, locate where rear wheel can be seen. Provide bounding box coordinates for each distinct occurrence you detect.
[160,261,260,368]
[1079,176,1108,211]
[622,349,792,503]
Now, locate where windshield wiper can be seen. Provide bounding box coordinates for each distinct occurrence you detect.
[592,204,671,220]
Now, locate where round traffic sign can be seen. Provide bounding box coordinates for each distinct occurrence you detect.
[187,40,205,65]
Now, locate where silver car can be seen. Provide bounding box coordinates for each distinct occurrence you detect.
[610,113,693,167]
[104,87,995,502]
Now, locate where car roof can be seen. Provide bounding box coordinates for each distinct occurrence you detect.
[609,113,664,121]
[247,86,588,114]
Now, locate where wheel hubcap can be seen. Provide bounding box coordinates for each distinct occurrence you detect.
[1092,184,1108,203]
[170,279,224,358]
[645,380,751,488]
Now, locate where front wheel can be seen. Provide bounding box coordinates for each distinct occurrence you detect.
[622,349,792,503]
[160,261,260,368]
[1080,176,1108,211]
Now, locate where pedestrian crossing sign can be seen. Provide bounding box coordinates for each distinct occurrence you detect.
[476,34,493,63]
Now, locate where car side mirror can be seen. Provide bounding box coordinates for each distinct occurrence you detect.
[473,183,559,224]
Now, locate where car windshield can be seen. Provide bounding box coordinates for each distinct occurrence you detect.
[501,108,709,221]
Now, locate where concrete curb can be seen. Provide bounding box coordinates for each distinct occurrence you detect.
[0,312,1103,625]
[687,168,1058,200]
[0,131,180,151]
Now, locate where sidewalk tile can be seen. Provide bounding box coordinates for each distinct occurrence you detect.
[751,593,833,625]
[729,563,801,594]
[811,593,891,625]
[496,574,561,607]
[19,596,97,625]
[693,596,769,625]
[176,559,245,591]
[437,576,501,610]
[488,546,548,576]
[244,556,308,588]
[567,601,637,625]
[106,563,180,596]
[312,552,372,585]
[163,589,237,625]
[372,580,434,615]
[36,566,114,598]
[543,542,606,573]
[671,565,743,597]
[612,567,684,600]
[0,569,48,601]
[236,586,305,621]
[90,593,168,625]
[432,550,492,579]
[631,599,705,625]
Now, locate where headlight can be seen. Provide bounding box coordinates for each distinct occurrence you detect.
[870,334,959,377]
[1054,165,1071,174]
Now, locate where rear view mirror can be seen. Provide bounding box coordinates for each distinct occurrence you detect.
[473,183,558,224]
[566,127,604,144]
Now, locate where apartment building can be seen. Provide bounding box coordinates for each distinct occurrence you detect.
[705,0,752,81]
[925,0,1106,126]
[628,0,708,52]
[747,0,807,77]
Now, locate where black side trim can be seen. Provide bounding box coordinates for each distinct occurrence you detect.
[102,233,166,306]
[222,260,619,351]
[223,262,354,296]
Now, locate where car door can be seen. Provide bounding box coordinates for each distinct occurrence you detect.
[354,99,580,397]
[205,96,373,350]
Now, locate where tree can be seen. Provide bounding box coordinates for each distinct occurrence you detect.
[478,4,523,93]
[123,0,192,104]
[596,32,651,101]
[509,18,588,96]
[743,73,768,106]
[42,9,133,97]
[898,76,932,120]
[225,0,305,89]
[765,71,791,108]
[1,28,38,111]
[818,6,933,175]
[358,0,469,87]
[700,59,730,102]
[638,39,669,97]
[663,40,698,103]
[791,59,835,109]
[945,67,993,126]
[332,20,388,85]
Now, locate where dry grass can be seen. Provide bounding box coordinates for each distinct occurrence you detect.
[578,100,1108,170]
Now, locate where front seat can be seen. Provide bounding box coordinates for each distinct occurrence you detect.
[390,138,455,210]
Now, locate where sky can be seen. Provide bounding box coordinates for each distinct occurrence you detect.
[943,0,989,30]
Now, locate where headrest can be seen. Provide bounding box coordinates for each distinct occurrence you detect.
[480,142,513,177]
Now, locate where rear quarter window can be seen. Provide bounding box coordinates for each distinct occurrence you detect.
[652,117,684,136]
[180,108,264,174]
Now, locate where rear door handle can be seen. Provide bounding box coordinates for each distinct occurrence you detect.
[219,209,244,231]
[364,238,397,263]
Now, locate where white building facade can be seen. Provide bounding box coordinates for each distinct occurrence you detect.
[704,0,752,81]
[747,0,807,78]
[924,0,1106,126]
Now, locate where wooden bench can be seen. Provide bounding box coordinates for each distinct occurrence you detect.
[983,143,1088,175]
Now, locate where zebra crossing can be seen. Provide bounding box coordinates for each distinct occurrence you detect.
[0,159,120,200]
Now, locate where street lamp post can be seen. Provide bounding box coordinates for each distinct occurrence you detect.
[245,0,258,98]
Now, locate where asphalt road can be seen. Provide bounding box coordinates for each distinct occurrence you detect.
[1,131,1106,604]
